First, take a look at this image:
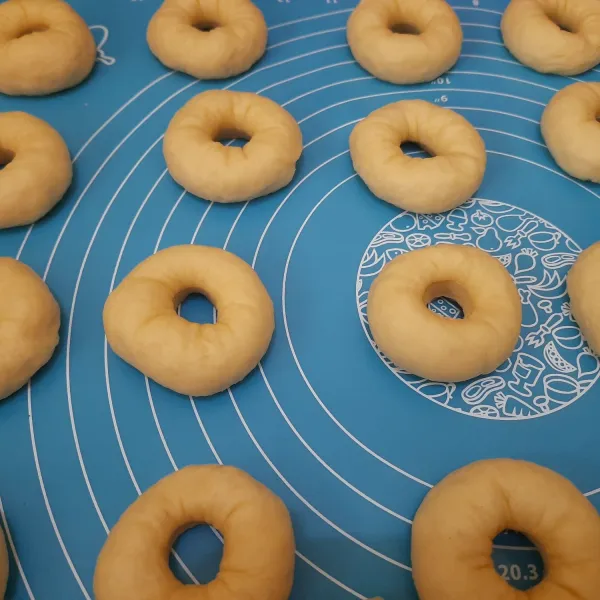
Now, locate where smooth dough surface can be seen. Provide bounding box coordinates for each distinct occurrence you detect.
[367,244,521,382]
[0,0,96,96]
[0,528,7,599]
[103,245,274,396]
[94,465,295,600]
[412,459,600,600]
[501,0,600,75]
[0,257,60,400]
[164,90,303,203]
[350,100,486,213]
[541,82,600,182]
[567,241,600,355]
[0,112,72,228]
[147,0,267,79]
[347,0,462,84]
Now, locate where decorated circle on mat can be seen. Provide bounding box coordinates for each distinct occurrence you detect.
[357,199,600,420]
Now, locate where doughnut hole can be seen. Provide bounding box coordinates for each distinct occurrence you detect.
[389,22,420,35]
[546,8,578,33]
[386,5,423,35]
[0,147,14,171]
[171,523,222,584]
[213,126,250,149]
[424,279,470,319]
[192,20,220,32]
[15,23,49,38]
[491,531,545,591]
[400,140,434,158]
[176,290,216,325]
[190,6,221,33]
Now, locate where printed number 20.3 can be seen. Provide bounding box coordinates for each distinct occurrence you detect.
[497,564,540,582]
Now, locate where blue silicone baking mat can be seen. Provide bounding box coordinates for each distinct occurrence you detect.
[1,0,599,598]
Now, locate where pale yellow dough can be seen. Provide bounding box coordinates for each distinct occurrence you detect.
[367,244,521,382]
[350,100,486,213]
[94,465,295,600]
[541,82,600,182]
[164,90,303,203]
[103,245,274,397]
[0,0,96,96]
[567,241,600,355]
[347,0,463,84]
[147,0,267,80]
[0,112,72,228]
[501,0,600,75]
[0,528,7,599]
[412,459,600,600]
[0,257,60,401]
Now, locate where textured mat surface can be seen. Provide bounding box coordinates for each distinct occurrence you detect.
[0,0,598,598]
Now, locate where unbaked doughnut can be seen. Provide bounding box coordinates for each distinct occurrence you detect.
[0,257,60,401]
[501,0,600,75]
[0,0,96,96]
[0,112,72,228]
[412,458,600,599]
[164,90,303,203]
[103,245,274,397]
[367,244,521,382]
[347,0,463,84]
[350,100,486,213]
[541,82,600,182]
[94,465,295,600]
[0,528,7,599]
[147,0,267,80]
[568,241,600,355]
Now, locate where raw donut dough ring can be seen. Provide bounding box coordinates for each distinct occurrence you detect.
[164,90,303,203]
[501,0,600,75]
[541,82,600,182]
[350,100,486,213]
[367,244,521,382]
[347,0,463,84]
[103,245,274,397]
[412,459,600,600]
[94,465,295,600]
[567,241,600,355]
[0,528,7,599]
[0,112,72,228]
[147,0,267,79]
[0,257,60,401]
[0,0,96,96]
